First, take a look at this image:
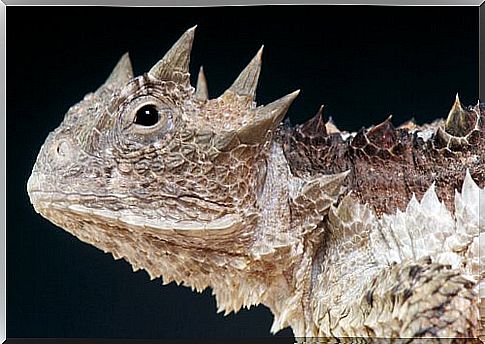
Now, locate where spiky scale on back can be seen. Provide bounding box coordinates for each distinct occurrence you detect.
[280,101,484,216]
[27,27,484,341]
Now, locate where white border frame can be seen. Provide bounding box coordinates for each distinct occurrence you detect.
[1,2,483,343]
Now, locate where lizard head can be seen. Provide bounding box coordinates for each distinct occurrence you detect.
[27,26,302,255]
[26,27,350,329]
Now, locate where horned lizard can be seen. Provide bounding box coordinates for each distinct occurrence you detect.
[27,26,484,341]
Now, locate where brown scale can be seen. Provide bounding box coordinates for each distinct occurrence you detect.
[279,99,484,216]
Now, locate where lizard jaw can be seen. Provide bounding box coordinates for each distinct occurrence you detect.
[28,195,245,236]
[58,203,245,234]
[28,169,246,235]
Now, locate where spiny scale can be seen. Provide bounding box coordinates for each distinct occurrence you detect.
[445,93,475,137]
[299,105,327,137]
[365,115,396,149]
[282,95,484,215]
[325,116,340,134]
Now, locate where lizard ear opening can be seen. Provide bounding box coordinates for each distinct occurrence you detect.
[148,26,197,86]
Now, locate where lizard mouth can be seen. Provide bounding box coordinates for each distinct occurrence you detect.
[56,203,245,233]
[33,199,246,240]
[27,173,125,209]
[27,170,226,207]
[27,173,245,235]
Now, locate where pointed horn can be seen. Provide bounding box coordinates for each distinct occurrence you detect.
[445,93,464,128]
[367,115,396,149]
[235,90,300,144]
[351,127,368,149]
[475,99,482,112]
[325,116,340,134]
[445,93,465,135]
[195,66,209,100]
[300,104,327,136]
[99,52,133,90]
[222,45,264,101]
[445,93,477,137]
[148,26,197,84]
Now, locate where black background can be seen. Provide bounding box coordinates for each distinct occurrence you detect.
[8,5,479,339]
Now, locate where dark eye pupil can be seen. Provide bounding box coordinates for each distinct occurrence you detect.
[134,105,159,126]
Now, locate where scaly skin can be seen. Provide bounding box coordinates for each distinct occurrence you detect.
[27,27,484,341]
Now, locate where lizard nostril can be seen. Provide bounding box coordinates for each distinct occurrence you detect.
[55,140,71,157]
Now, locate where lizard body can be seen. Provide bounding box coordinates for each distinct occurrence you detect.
[27,27,484,341]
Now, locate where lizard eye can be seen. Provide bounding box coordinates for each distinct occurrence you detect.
[120,95,175,142]
[134,104,159,127]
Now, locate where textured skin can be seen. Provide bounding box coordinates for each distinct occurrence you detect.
[27,27,484,341]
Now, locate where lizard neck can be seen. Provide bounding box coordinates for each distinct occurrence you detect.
[183,141,313,335]
[171,141,321,336]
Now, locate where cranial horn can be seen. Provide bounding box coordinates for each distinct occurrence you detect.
[195,66,209,100]
[214,90,300,151]
[99,52,133,90]
[148,26,197,84]
[221,46,264,103]
[235,90,300,144]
